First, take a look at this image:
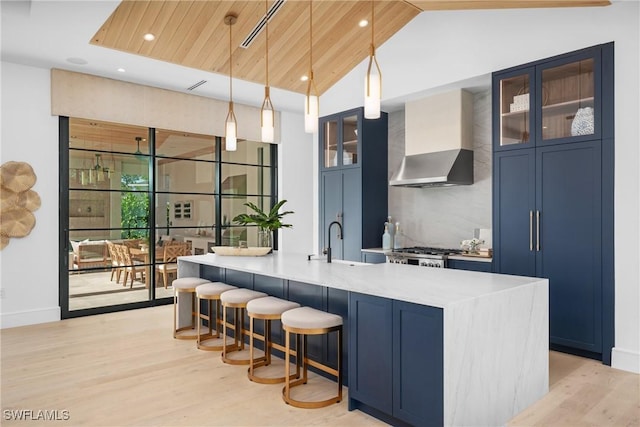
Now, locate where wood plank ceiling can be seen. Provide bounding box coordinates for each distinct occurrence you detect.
[91,0,610,96]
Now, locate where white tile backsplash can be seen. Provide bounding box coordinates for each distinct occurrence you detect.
[388,90,492,249]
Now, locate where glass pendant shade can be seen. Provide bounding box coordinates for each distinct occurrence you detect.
[261,87,274,143]
[261,108,274,143]
[304,94,319,133]
[225,105,237,151]
[364,56,381,119]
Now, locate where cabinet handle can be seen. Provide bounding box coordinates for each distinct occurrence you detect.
[536,210,541,251]
[529,211,533,251]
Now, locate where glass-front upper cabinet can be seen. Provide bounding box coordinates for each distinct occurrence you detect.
[539,56,596,142]
[494,45,607,151]
[320,112,360,169]
[496,70,534,149]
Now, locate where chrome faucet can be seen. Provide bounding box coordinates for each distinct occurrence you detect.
[324,221,343,263]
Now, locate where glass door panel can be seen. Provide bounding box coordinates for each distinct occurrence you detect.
[342,115,359,166]
[323,119,338,168]
[541,58,595,140]
[499,74,531,147]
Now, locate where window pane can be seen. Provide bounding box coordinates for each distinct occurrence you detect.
[155,129,216,160]
[155,193,216,232]
[70,151,149,191]
[221,196,272,247]
[221,164,271,196]
[69,118,150,155]
[221,140,272,166]
[156,158,215,193]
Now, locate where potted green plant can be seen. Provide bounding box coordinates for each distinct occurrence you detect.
[232,200,293,250]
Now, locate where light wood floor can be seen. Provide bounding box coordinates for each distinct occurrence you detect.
[1,306,638,426]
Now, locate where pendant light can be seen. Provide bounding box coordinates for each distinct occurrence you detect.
[261,0,275,143]
[364,0,381,119]
[304,0,319,134]
[225,14,238,151]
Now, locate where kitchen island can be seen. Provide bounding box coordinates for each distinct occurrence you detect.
[178,252,548,427]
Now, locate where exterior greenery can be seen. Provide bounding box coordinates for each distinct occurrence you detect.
[120,174,149,239]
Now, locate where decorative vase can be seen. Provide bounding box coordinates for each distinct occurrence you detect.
[258,229,273,252]
[571,107,594,136]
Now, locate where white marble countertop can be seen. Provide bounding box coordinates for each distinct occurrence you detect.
[179,251,544,309]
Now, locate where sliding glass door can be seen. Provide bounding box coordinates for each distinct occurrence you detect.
[60,117,277,318]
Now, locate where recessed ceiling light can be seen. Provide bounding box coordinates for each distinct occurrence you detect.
[143,33,155,41]
[300,75,308,81]
[359,19,368,27]
[117,68,126,73]
[66,57,88,65]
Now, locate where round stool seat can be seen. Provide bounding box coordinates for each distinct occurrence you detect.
[173,277,210,292]
[247,297,300,316]
[220,289,267,306]
[282,307,343,330]
[196,282,237,298]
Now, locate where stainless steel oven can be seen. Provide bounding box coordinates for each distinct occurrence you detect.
[386,247,462,268]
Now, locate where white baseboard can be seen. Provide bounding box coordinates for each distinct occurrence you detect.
[612,347,640,374]
[0,307,60,329]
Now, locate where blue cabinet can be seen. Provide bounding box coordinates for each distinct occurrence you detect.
[349,292,444,427]
[492,43,614,363]
[319,108,388,262]
[348,293,393,414]
[447,258,492,272]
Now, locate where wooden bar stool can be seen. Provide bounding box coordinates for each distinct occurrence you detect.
[220,288,267,365]
[195,282,238,351]
[281,307,343,409]
[172,277,210,340]
[246,296,300,384]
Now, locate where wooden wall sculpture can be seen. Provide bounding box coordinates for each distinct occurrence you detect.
[0,161,41,250]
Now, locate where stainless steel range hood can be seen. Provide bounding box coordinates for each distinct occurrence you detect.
[390,149,473,187]
[390,89,474,187]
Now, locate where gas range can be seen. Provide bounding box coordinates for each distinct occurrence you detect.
[387,246,462,268]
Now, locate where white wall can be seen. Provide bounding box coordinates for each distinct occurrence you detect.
[277,111,315,254]
[0,62,60,327]
[321,2,639,373]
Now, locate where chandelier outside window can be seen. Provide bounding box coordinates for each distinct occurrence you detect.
[225,14,238,151]
[261,0,275,143]
[364,0,381,119]
[71,153,111,186]
[304,0,319,134]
